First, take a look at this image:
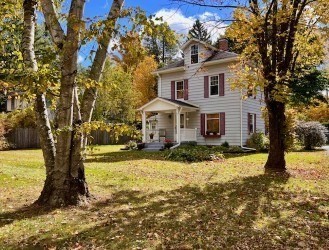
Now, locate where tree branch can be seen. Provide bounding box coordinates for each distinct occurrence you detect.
[81,0,124,123]
[40,0,65,49]
[171,0,244,9]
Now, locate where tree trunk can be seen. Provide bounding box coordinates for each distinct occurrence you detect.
[23,0,123,207]
[22,0,56,175]
[37,0,88,207]
[264,100,286,172]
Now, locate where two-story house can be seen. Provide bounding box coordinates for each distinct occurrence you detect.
[138,38,265,146]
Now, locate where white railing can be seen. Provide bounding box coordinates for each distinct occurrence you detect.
[180,128,197,142]
[145,128,197,142]
[145,129,159,142]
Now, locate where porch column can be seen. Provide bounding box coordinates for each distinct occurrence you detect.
[141,111,146,142]
[176,108,181,143]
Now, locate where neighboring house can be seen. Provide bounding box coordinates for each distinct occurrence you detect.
[5,92,55,120]
[138,38,265,146]
[6,92,28,112]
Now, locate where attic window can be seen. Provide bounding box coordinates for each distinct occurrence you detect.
[191,44,199,64]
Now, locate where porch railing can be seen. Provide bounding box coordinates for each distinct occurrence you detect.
[180,128,197,142]
[145,128,198,142]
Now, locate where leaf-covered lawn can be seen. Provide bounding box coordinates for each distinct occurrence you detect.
[0,146,328,249]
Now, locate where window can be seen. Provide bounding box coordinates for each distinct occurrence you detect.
[176,81,184,99]
[147,120,157,130]
[180,113,185,128]
[248,113,256,134]
[210,75,219,95]
[206,114,220,134]
[11,98,15,111]
[191,44,199,64]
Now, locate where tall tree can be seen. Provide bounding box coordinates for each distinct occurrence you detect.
[289,68,329,106]
[173,0,328,172]
[20,0,124,206]
[188,19,211,43]
[144,23,179,65]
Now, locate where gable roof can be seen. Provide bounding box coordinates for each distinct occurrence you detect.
[155,38,238,73]
[181,38,218,51]
[138,97,199,112]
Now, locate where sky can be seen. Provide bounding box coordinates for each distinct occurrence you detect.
[78,0,233,65]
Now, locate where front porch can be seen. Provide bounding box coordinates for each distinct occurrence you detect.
[145,128,198,143]
[138,97,199,144]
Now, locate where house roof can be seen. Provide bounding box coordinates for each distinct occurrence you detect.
[138,97,199,112]
[159,97,199,109]
[181,38,219,51]
[155,38,238,73]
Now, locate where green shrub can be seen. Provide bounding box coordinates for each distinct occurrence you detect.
[126,140,137,150]
[295,121,328,150]
[221,141,229,148]
[137,142,145,150]
[0,114,11,150]
[164,139,174,149]
[165,145,224,162]
[246,131,269,152]
[6,107,37,128]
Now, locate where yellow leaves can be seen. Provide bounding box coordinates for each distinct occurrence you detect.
[132,55,158,107]
[301,101,329,123]
[79,121,142,142]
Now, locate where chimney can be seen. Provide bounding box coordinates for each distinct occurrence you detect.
[217,38,229,51]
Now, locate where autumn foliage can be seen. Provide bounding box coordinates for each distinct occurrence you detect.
[133,56,158,107]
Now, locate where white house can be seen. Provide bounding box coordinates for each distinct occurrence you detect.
[138,38,265,146]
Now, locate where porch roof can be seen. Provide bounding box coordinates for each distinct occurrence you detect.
[138,97,199,112]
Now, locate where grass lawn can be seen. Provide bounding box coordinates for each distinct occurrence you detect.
[0,146,328,249]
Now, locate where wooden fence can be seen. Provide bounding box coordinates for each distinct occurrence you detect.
[7,128,40,149]
[7,128,131,149]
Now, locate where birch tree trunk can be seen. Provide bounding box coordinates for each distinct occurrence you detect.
[70,0,124,172]
[22,0,56,176]
[21,0,125,206]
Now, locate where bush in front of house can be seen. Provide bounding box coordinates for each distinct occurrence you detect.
[221,141,229,148]
[125,140,137,150]
[137,142,145,150]
[165,145,224,162]
[164,139,174,149]
[295,121,328,150]
[0,114,11,150]
[246,131,269,152]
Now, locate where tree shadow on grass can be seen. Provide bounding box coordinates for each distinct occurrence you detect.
[0,203,55,228]
[85,150,165,163]
[3,173,329,249]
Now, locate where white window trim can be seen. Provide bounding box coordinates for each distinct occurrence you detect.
[249,113,256,133]
[209,74,219,97]
[175,80,184,100]
[190,44,199,64]
[205,113,221,134]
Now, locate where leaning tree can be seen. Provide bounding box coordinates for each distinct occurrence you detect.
[173,0,328,172]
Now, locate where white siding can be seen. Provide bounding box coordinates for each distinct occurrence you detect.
[155,41,265,146]
[242,90,266,145]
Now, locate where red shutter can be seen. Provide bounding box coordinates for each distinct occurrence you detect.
[254,114,257,132]
[204,76,209,98]
[248,113,251,135]
[184,79,188,100]
[200,113,205,136]
[219,73,225,96]
[220,112,225,135]
[171,81,175,100]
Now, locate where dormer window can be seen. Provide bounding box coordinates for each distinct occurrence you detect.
[191,44,199,64]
